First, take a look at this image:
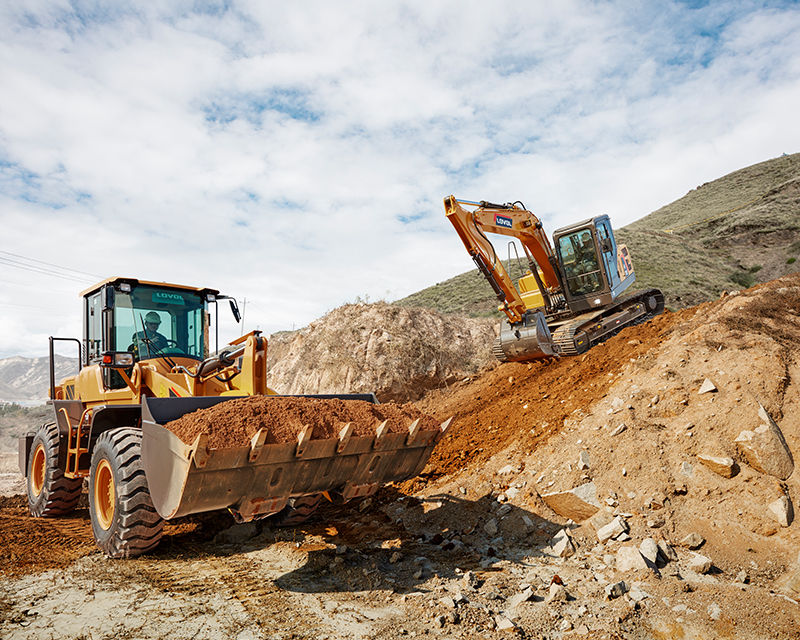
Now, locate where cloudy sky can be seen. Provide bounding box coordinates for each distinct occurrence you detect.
[1,0,799,359]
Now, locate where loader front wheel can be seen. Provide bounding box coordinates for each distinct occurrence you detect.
[89,428,164,558]
[27,423,82,517]
[268,493,322,527]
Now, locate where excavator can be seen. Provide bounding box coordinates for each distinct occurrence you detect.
[18,277,452,558]
[445,196,664,362]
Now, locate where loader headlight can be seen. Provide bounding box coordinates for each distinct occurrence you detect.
[101,351,135,368]
[594,298,602,305]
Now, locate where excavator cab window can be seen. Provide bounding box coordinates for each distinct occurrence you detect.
[558,230,604,297]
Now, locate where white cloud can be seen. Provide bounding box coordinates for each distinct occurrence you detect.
[0,1,799,358]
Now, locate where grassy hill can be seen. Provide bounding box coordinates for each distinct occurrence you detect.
[398,152,800,314]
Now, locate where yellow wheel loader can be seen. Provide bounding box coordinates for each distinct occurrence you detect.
[445,196,664,362]
[19,277,452,558]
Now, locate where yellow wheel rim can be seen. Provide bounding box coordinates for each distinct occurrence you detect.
[31,444,46,498]
[94,459,116,531]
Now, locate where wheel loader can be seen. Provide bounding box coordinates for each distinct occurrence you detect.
[445,196,664,362]
[18,277,452,558]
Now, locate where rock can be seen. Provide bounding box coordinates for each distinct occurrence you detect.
[462,571,478,590]
[708,603,722,620]
[336,544,348,555]
[629,584,651,602]
[616,546,650,573]
[680,532,705,549]
[768,495,794,527]
[680,461,693,477]
[610,423,627,437]
[697,453,738,478]
[439,596,456,608]
[506,587,535,609]
[735,404,794,479]
[551,529,576,558]
[657,540,678,563]
[605,581,629,599]
[498,464,517,476]
[434,614,446,628]
[390,551,402,564]
[483,519,499,536]
[610,397,625,413]
[699,378,717,394]
[688,553,713,574]
[639,538,659,565]
[546,583,568,603]
[541,482,602,521]
[597,516,629,543]
[647,516,666,528]
[495,615,517,631]
[589,508,616,532]
[736,570,749,584]
[577,450,591,470]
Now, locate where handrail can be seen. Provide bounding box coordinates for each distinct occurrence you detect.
[48,337,83,400]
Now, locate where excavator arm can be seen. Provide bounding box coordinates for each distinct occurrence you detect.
[444,196,562,323]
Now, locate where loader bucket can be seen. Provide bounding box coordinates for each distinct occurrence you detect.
[140,395,452,522]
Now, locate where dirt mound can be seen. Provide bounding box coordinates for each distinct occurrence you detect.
[165,396,441,448]
[266,302,497,403]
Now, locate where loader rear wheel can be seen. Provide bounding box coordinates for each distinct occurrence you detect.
[89,428,164,558]
[27,423,82,517]
[268,493,322,527]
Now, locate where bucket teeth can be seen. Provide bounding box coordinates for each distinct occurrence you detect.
[249,428,267,463]
[296,424,313,457]
[374,420,389,449]
[406,418,421,445]
[191,433,209,469]
[337,422,354,453]
[437,417,455,442]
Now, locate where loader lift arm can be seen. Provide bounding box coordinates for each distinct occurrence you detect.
[444,195,562,323]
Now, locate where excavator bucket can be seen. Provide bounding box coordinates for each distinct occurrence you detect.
[140,395,453,522]
[493,310,559,362]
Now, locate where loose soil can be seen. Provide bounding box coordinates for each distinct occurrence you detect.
[165,396,442,448]
[2,275,800,639]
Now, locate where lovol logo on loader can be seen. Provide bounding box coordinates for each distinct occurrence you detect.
[153,291,185,305]
[494,214,513,229]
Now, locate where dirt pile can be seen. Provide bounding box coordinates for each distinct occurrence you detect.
[165,396,442,448]
[266,302,497,403]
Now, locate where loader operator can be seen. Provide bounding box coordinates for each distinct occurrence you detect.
[130,311,169,360]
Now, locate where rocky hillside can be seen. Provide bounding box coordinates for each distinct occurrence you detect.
[267,302,498,402]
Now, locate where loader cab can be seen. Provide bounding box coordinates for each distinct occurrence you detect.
[81,278,217,389]
[553,216,634,313]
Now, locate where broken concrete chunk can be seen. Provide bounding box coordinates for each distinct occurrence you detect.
[551,529,576,558]
[697,454,738,478]
[657,540,678,563]
[639,538,659,565]
[699,378,717,394]
[589,508,616,532]
[597,516,629,543]
[680,532,705,549]
[610,423,627,437]
[735,404,794,480]
[688,553,713,574]
[616,546,650,573]
[541,482,601,522]
[546,583,568,603]
[768,495,794,527]
[505,587,535,610]
[605,580,629,599]
[483,518,499,536]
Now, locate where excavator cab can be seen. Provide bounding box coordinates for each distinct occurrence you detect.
[552,216,634,312]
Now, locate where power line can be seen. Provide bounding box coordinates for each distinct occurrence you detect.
[0,253,99,284]
[0,250,100,279]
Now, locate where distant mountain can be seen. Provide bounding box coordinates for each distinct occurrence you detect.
[0,355,80,403]
[398,152,800,313]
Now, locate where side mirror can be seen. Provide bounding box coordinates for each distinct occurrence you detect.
[229,299,241,323]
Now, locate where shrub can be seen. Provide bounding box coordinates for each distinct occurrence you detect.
[729,271,754,288]
[788,257,797,264]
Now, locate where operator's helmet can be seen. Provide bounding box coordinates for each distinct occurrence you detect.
[580,231,591,245]
[145,311,161,326]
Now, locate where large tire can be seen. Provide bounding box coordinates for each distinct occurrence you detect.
[268,494,323,527]
[88,428,164,558]
[27,423,82,517]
